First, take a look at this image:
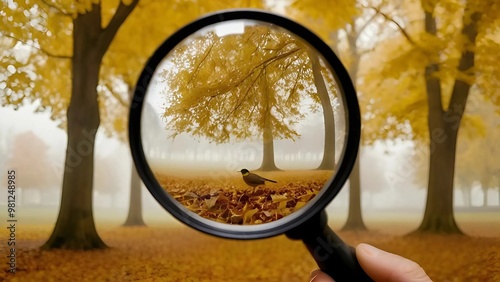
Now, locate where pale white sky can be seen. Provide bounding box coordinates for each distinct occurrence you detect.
[0,102,122,158]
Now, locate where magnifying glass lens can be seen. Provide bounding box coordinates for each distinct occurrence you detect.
[131,10,368,281]
[140,18,347,227]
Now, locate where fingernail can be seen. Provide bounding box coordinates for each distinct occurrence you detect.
[309,269,321,281]
[359,243,381,257]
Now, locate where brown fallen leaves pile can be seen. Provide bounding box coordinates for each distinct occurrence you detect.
[156,170,331,224]
[1,224,499,281]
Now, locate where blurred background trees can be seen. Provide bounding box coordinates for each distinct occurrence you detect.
[4,131,60,205]
[0,0,498,251]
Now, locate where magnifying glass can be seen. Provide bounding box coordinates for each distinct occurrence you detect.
[129,9,371,281]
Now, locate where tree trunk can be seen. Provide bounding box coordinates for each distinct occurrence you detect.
[259,109,279,171]
[341,154,367,231]
[481,183,488,207]
[342,26,367,230]
[415,7,480,234]
[43,1,138,249]
[258,72,279,171]
[416,123,462,233]
[460,186,471,207]
[123,163,145,226]
[308,51,335,170]
[43,11,105,249]
[122,85,145,226]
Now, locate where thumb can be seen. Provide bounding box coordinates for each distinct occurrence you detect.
[356,243,432,282]
[309,269,335,282]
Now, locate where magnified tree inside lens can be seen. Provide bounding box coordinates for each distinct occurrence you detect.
[140,20,347,225]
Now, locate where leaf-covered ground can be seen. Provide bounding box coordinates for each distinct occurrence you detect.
[1,224,499,281]
[156,170,331,224]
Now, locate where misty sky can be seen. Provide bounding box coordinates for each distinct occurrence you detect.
[2,102,497,210]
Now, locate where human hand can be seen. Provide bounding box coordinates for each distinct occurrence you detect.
[309,243,432,282]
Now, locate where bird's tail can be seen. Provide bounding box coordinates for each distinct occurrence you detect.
[263,178,277,183]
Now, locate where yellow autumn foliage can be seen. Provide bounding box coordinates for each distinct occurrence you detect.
[359,0,499,143]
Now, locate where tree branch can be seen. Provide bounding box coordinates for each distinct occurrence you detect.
[354,11,379,42]
[103,81,128,107]
[358,47,375,56]
[447,11,481,118]
[0,32,72,59]
[369,6,418,46]
[423,10,443,114]
[188,43,215,85]
[99,0,139,55]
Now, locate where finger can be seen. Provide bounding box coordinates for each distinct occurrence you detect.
[356,243,432,282]
[309,269,335,282]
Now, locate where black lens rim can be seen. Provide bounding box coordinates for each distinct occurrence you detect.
[129,9,360,239]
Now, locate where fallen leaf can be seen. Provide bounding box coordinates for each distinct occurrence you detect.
[204,195,220,209]
[244,208,259,223]
[271,194,288,203]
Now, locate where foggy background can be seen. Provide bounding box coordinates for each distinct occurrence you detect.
[1,102,498,228]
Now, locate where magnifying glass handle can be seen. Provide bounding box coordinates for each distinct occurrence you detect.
[286,210,373,282]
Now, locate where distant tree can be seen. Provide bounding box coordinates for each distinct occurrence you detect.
[4,131,59,203]
[334,8,381,232]
[0,127,12,170]
[455,101,500,207]
[94,154,124,197]
[359,147,389,203]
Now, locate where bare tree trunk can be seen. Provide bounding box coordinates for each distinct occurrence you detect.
[123,163,145,226]
[460,186,471,207]
[43,1,138,249]
[418,123,462,233]
[123,85,145,226]
[481,183,488,207]
[43,8,105,249]
[342,26,367,230]
[415,7,480,234]
[259,109,279,171]
[258,70,279,171]
[308,51,335,170]
[342,154,367,231]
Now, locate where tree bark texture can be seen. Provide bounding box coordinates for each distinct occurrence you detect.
[416,7,480,234]
[43,1,138,249]
[43,7,105,249]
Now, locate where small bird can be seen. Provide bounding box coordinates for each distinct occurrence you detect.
[238,169,277,190]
